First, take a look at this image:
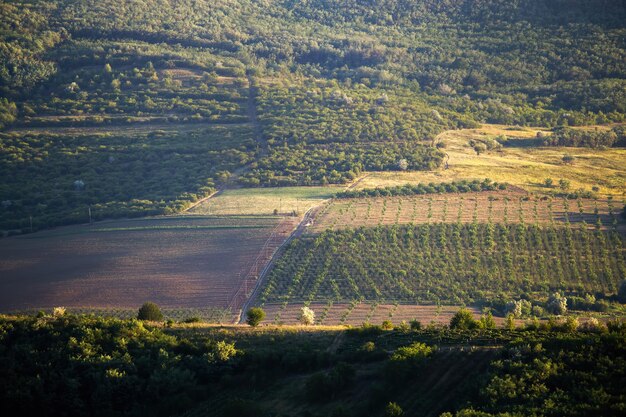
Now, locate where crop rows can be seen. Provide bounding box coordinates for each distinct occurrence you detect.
[258,302,485,326]
[8,307,233,323]
[311,192,621,232]
[260,223,625,305]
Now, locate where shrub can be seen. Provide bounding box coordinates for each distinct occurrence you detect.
[305,363,355,402]
[137,302,163,321]
[381,320,394,330]
[450,308,479,330]
[385,402,404,417]
[563,316,579,332]
[618,280,626,303]
[505,313,516,330]
[479,311,496,329]
[182,316,202,323]
[391,342,433,362]
[410,319,422,330]
[300,306,315,325]
[52,307,66,317]
[246,307,266,327]
[547,293,567,315]
[580,317,607,333]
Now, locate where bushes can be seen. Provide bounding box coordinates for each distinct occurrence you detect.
[546,293,567,315]
[305,363,356,402]
[246,307,266,327]
[619,280,626,304]
[450,309,479,330]
[336,179,506,199]
[544,127,620,148]
[137,302,163,321]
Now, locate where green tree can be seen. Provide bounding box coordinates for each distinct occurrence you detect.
[562,154,575,164]
[505,313,516,330]
[547,293,567,315]
[480,311,496,329]
[450,308,479,330]
[618,280,626,303]
[385,402,404,417]
[137,302,163,321]
[246,307,266,327]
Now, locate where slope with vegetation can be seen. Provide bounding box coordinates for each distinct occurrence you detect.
[2,0,626,232]
[1,313,625,417]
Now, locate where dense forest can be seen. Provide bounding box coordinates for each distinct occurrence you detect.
[1,0,626,230]
[1,313,625,417]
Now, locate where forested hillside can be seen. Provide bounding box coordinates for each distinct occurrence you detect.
[1,314,625,417]
[1,0,625,231]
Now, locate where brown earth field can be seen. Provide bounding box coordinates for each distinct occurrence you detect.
[0,215,297,313]
[258,302,502,327]
[309,189,624,233]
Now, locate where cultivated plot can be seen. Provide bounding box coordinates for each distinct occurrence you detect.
[310,191,623,233]
[259,302,493,327]
[0,216,295,313]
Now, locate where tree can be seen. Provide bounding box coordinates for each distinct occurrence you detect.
[544,178,554,188]
[450,308,479,330]
[246,307,266,327]
[137,302,163,321]
[300,306,315,325]
[381,320,394,330]
[473,143,487,155]
[547,293,567,315]
[479,311,496,329]
[618,280,626,303]
[385,402,404,417]
[562,154,575,164]
[505,313,516,330]
[558,179,571,191]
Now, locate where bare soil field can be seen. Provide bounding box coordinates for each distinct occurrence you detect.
[0,216,296,313]
[310,190,622,233]
[258,302,501,326]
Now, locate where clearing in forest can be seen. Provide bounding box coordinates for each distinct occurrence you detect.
[356,124,626,197]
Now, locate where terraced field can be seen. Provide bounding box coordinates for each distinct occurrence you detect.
[0,215,297,317]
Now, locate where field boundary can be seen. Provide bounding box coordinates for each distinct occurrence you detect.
[237,204,327,323]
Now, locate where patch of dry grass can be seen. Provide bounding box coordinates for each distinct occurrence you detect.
[188,186,342,216]
[357,124,626,198]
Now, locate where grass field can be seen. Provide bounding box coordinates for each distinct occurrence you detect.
[310,191,623,233]
[355,124,626,197]
[0,215,294,315]
[187,186,341,216]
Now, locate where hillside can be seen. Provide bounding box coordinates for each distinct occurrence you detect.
[2,0,626,231]
[1,314,625,417]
